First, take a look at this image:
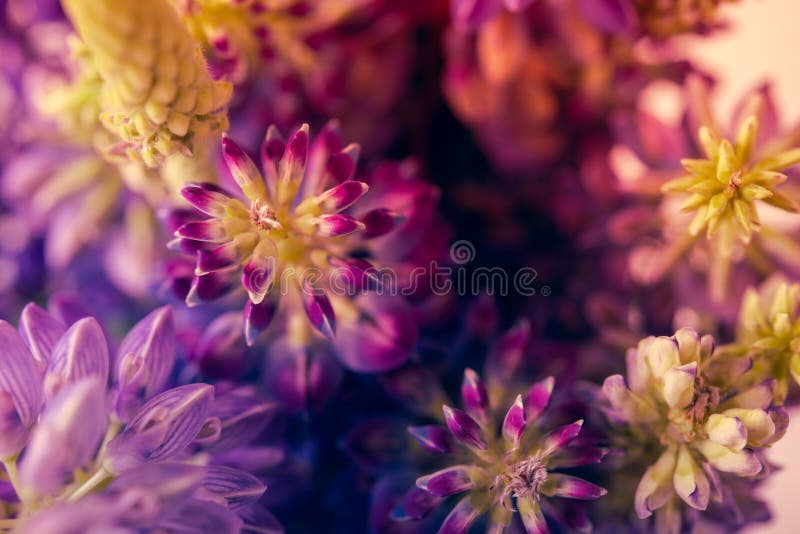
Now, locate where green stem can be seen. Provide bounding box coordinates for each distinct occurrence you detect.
[66,468,110,502]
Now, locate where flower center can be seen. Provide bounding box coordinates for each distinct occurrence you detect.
[250,199,284,233]
[491,454,548,510]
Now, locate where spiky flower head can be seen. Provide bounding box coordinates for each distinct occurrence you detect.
[600,328,787,531]
[628,76,800,302]
[720,277,800,404]
[397,370,606,533]
[174,121,409,345]
[62,0,232,167]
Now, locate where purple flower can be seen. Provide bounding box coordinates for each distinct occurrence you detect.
[397,370,606,532]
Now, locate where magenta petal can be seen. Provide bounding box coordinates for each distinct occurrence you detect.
[242,255,275,304]
[201,465,266,511]
[312,214,364,237]
[186,271,235,306]
[317,181,368,212]
[196,241,241,274]
[360,208,402,239]
[439,495,483,534]
[181,183,231,218]
[502,394,526,447]
[541,420,584,457]
[326,149,358,184]
[243,298,278,346]
[280,124,309,182]
[451,0,502,31]
[549,445,608,468]
[176,220,228,242]
[222,135,263,191]
[47,317,109,399]
[328,256,382,292]
[19,378,107,497]
[443,405,488,451]
[264,338,343,412]
[105,384,214,473]
[547,474,607,500]
[261,125,286,165]
[523,376,555,422]
[408,425,452,454]
[19,302,66,366]
[417,466,475,497]
[301,282,336,340]
[461,368,489,426]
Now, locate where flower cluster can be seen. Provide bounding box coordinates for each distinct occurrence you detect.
[0,303,269,531]
[5,0,800,532]
[600,328,787,531]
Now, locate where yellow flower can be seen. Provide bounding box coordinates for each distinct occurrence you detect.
[62,0,232,167]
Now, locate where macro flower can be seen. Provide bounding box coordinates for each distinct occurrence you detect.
[174,121,415,346]
[61,0,232,167]
[599,327,787,531]
[617,76,800,303]
[396,369,606,532]
[0,302,267,531]
[717,276,800,404]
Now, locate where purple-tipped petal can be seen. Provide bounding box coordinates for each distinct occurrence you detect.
[242,248,275,304]
[301,281,336,339]
[541,420,584,457]
[176,220,228,243]
[222,135,266,200]
[261,126,286,165]
[545,474,607,500]
[312,214,365,237]
[19,378,107,497]
[114,306,176,420]
[19,303,66,366]
[46,317,109,399]
[549,446,608,468]
[360,208,402,238]
[196,241,242,275]
[417,466,475,497]
[200,465,266,511]
[105,384,214,473]
[243,298,278,346]
[316,181,368,213]
[439,495,483,534]
[279,123,309,186]
[186,271,235,306]
[461,368,488,426]
[502,394,526,448]
[523,376,555,422]
[443,405,488,451]
[408,425,452,454]
[0,323,43,435]
[181,183,231,218]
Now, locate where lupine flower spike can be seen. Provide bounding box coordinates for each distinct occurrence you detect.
[61,0,232,167]
[398,370,606,533]
[600,328,787,531]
